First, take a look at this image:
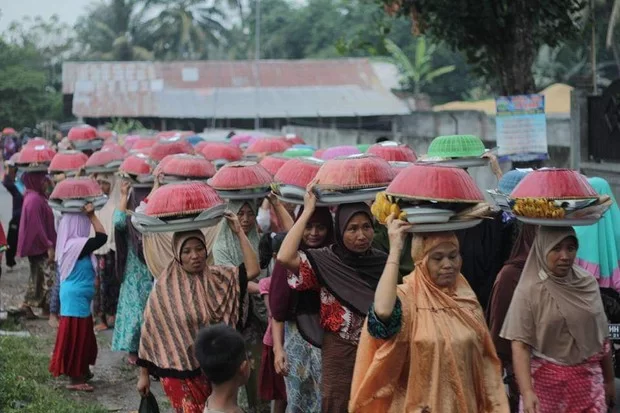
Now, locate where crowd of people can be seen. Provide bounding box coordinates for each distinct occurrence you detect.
[1,130,620,413]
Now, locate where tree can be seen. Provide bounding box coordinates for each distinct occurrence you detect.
[379,0,586,95]
[384,37,455,94]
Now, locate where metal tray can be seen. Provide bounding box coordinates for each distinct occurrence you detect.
[406,219,483,233]
[515,216,600,227]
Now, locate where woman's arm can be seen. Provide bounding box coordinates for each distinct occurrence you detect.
[277,189,317,272]
[268,194,294,232]
[512,341,539,413]
[373,214,411,323]
[257,198,272,233]
[272,320,288,376]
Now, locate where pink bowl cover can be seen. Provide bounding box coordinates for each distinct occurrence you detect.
[244,138,292,155]
[18,145,57,164]
[68,125,98,141]
[367,142,417,162]
[50,177,103,200]
[131,137,157,150]
[2,127,16,135]
[149,140,194,162]
[24,137,51,148]
[387,163,484,202]
[145,181,224,217]
[200,143,243,162]
[274,158,323,188]
[119,154,153,176]
[259,155,289,175]
[208,161,273,190]
[49,151,89,172]
[86,149,126,168]
[510,168,598,199]
[102,142,128,155]
[314,154,392,190]
[285,134,306,145]
[320,145,361,160]
[230,135,253,147]
[155,154,216,178]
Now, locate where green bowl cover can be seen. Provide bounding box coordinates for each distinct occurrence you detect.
[282,148,315,158]
[357,144,371,153]
[427,135,485,158]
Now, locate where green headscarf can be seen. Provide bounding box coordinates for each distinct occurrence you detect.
[212,200,260,267]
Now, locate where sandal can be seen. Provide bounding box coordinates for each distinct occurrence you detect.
[93,323,108,333]
[66,383,94,392]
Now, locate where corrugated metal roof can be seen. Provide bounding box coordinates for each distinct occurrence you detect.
[63,60,410,119]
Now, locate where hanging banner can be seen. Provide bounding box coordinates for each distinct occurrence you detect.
[495,94,548,162]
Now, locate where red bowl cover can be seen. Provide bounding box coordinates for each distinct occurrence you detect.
[387,164,484,202]
[208,161,273,190]
[98,130,116,140]
[244,138,292,155]
[285,134,306,145]
[101,142,128,155]
[2,127,16,135]
[314,148,326,159]
[389,161,414,179]
[49,151,89,172]
[68,125,98,141]
[367,142,417,162]
[200,143,243,162]
[50,177,103,200]
[155,154,216,178]
[320,145,361,160]
[259,155,289,175]
[149,140,193,162]
[18,145,56,164]
[24,137,51,148]
[119,154,153,176]
[274,158,323,188]
[314,154,393,190]
[86,149,126,168]
[132,138,157,150]
[510,169,598,199]
[145,181,224,217]
[195,141,208,152]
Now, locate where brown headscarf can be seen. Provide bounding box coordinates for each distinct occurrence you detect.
[500,226,608,365]
[350,232,508,413]
[138,230,241,376]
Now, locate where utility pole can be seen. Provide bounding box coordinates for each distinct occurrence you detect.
[254,0,261,130]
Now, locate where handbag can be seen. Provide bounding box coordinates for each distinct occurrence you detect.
[139,393,160,413]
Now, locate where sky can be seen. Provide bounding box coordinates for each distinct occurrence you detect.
[0,0,93,32]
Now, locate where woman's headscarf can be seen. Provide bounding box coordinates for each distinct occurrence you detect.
[93,173,119,255]
[22,172,48,195]
[138,230,241,375]
[17,172,56,258]
[212,201,260,266]
[350,232,507,412]
[56,213,97,282]
[501,226,608,365]
[115,185,150,279]
[305,203,387,315]
[574,177,620,290]
[270,206,334,347]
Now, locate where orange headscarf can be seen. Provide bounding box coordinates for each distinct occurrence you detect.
[349,232,509,413]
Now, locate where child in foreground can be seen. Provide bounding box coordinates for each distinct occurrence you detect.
[195,324,250,413]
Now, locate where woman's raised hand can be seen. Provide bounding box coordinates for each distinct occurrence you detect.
[120,180,131,197]
[224,210,242,234]
[83,202,95,216]
[386,213,412,253]
[303,184,318,214]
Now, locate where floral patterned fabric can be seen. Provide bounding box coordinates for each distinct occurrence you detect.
[283,321,322,413]
[523,341,610,413]
[160,375,211,413]
[111,210,153,353]
[287,251,365,343]
[93,251,120,318]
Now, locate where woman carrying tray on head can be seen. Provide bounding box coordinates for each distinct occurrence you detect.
[277,188,387,413]
[92,173,121,331]
[501,226,615,413]
[212,199,270,413]
[136,214,260,413]
[17,171,57,320]
[349,214,508,413]
[111,179,153,365]
[49,203,107,392]
[269,205,334,413]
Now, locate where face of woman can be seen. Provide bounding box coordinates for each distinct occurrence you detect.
[342,213,373,254]
[546,236,577,277]
[237,203,256,234]
[180,238,208,274]
[97,179,111,195]
[426,242,461,288]
[303,221,328,248]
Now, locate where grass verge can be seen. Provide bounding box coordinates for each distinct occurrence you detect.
[0,333,107,413]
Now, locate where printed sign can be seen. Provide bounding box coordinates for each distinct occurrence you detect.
[609,324,620,340]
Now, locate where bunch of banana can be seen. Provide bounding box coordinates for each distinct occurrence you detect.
[513,198,566,219]
[371,192,407,224]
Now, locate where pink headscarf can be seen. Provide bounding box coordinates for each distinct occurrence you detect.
[56,213,97,282]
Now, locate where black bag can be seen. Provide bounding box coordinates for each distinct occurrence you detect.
[139,393,160,413]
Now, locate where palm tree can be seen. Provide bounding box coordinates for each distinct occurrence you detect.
[143,0,228,60]
[384,37,455,95]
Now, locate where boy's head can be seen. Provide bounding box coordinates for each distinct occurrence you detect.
[194,324,249,386]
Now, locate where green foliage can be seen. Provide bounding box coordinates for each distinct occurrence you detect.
[0,335,107,413]
[105,117,146,134]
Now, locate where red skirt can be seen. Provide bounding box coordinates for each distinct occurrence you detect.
[160,375,211,413]
[258,344,287,401]
[49,316,98,378]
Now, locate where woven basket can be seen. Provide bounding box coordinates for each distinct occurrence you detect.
[368,141,417,162]
[200,142,243,162]
[49,151,89,172]
[387,163,484,203]
[260,155,289,175]
[17,145,56,165]
[498,170,530,195]
[320,145,361,161]
[510,169,598,200]
[145,181,225,218]
[244,138,292,155]
[427,135,485,158]
[150,140,193,162]
[24,137,51,148]
[314,154,392,191]
[282,148,315,158]
[68,125,98,141]
[119,154,154,176]
[50,177,103,200]
[155,154,216,179]
[208,161,273,190]
[274,157,323,188]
